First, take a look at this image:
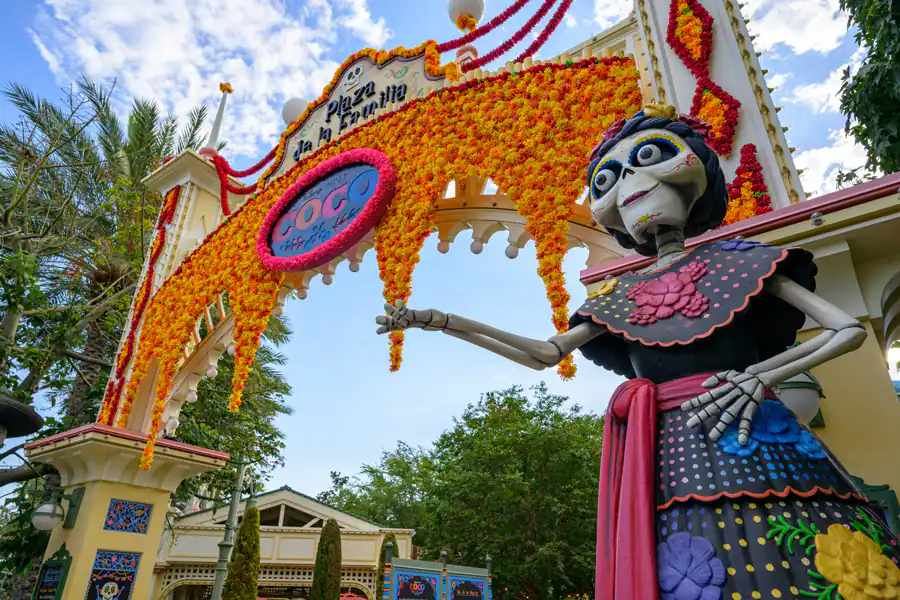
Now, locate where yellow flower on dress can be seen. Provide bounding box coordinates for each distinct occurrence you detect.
[587,278,618,299]
[815,524,900,600]
[219,82,233,94]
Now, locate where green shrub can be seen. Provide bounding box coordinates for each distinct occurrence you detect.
[375,533,398,597]
[222,506,261,600]
[310,518,342,600]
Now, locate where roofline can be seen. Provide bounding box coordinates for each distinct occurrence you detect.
[178,485,385,528]
[579,172,900,285]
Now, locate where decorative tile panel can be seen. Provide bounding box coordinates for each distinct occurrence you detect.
[103,499,152,534]
[84,551,140,600]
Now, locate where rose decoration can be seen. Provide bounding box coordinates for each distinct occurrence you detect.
[626,261,709,325]
[657,532,726,600]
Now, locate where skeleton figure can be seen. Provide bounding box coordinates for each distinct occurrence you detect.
[98,582,121,600]
[343,65,364,93]
[375,104,900,599]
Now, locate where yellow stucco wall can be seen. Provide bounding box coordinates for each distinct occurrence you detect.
[801,321,900,493]
[43,480,170,600]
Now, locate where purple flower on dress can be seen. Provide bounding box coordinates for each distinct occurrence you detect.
[715,239,765,252]
[657,532,726,600]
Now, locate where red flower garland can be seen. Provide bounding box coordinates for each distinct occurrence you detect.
[213,151,277,216]
[513,0,574,63]
[690,77,741,157]
[97,185,182,425]
[723,143,773,225]
[464,0,558,72]
[437,0,534,52]
[257,148,396,272]
[666,0,713,78]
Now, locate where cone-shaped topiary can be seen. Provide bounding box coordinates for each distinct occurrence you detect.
[222,506,261,600]
[310,518,342,600]
[376,532,398,597]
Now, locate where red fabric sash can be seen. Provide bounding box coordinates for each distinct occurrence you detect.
[595,373,713,600]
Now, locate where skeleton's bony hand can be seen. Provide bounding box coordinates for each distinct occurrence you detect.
[680,370,769,445]
[375,301,448,334]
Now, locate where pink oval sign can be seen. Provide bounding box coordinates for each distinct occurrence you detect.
[257,149,395,271]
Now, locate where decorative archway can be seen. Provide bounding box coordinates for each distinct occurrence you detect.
[98,40,644,467]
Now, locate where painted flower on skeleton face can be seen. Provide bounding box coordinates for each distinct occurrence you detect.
[589,128,708,244]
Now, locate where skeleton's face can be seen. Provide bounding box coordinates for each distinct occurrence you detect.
[343,66,364,92]
[99,582,120,600]
[589,128,707,244]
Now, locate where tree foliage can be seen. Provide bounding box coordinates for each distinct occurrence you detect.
[311,518,342,600]
[839,0,900,174]
[319,384,604,600]
[222,506,261,600]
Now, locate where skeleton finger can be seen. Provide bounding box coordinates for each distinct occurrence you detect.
[681,381,736,412]
[384,302,397,315]
[737,400,760,446]
[702,370,738,389]
[708,396,751,442]
[376,324,389,335]
[686,387,744,429]
[375,315,388,326]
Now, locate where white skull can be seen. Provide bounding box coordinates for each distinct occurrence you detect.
[99,582,120,600]
[343,65,364,92]
[589,128,707,245]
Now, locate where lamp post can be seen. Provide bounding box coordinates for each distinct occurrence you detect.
[210,462,249,600]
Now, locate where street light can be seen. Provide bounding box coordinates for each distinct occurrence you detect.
[30,473,84,532]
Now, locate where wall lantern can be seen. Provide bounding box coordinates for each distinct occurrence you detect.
[31,473,85,532]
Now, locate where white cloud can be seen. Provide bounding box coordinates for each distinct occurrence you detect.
[766,72,791,90]
[786,46,865,114]
[593,0,632,30]
[743,0,848,54]
[794,129,870,196]
[30,0,393,158]
[565,14,578,28]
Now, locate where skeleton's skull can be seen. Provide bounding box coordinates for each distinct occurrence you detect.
[99,582,120,600]
[343,66,364,92]
[589,128,707,245]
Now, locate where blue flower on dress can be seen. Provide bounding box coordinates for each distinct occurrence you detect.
[715,239,766,252]
[657,532,726,600]
[716,399,825,460]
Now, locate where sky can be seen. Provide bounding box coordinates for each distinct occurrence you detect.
[0,0,875,495]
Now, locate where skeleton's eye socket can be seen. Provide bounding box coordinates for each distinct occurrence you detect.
[591,161,622,198]
[630,138,680,167]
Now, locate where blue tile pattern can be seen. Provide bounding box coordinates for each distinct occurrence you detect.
[103,499,152,534]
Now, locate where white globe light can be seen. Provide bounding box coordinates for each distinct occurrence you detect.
[282,97,309,126]
[32,501,64,531]
[448,0,484,24]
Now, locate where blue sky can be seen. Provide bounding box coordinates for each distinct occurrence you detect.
[0,0,868,494]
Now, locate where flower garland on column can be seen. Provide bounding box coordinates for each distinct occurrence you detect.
[723,143,773,225]
[115,53,642,468]
[97,185,182,426]
[666,0,741,157]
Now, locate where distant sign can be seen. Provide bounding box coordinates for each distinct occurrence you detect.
[450,579,486,600]
[31,544,71,600]
[396,573,438,600]
[266,50,447,183]
[257,148,395,271]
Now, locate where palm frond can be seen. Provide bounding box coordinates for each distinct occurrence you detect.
[176,105,210,154]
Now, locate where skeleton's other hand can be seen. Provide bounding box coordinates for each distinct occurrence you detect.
[680,370,768,445]
[375,301,447,334]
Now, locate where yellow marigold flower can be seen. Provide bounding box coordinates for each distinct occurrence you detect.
[815,524,900,600]
[219,82,233,94]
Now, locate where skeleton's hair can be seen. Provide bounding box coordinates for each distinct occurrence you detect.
[587,115,728,257]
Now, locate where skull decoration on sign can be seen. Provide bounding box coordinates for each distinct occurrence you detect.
[343,65,364,92]
[98,582,122,600]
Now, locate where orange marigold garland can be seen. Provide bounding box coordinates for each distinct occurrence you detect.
[723,143,773,225]
[690,77,740,158]
[116,56,642,468]
[97,185,182,426]
[666,0,713,77]
[456,14,478,32]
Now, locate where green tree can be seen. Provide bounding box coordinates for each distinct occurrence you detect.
[310,518,342,600]
[839,0,900,175]
[222,506,261,600]
[376,532,398,596]
[320,384,604,600]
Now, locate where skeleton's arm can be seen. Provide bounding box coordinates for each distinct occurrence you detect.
[683,274,866,443]
[375,301,605,370]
